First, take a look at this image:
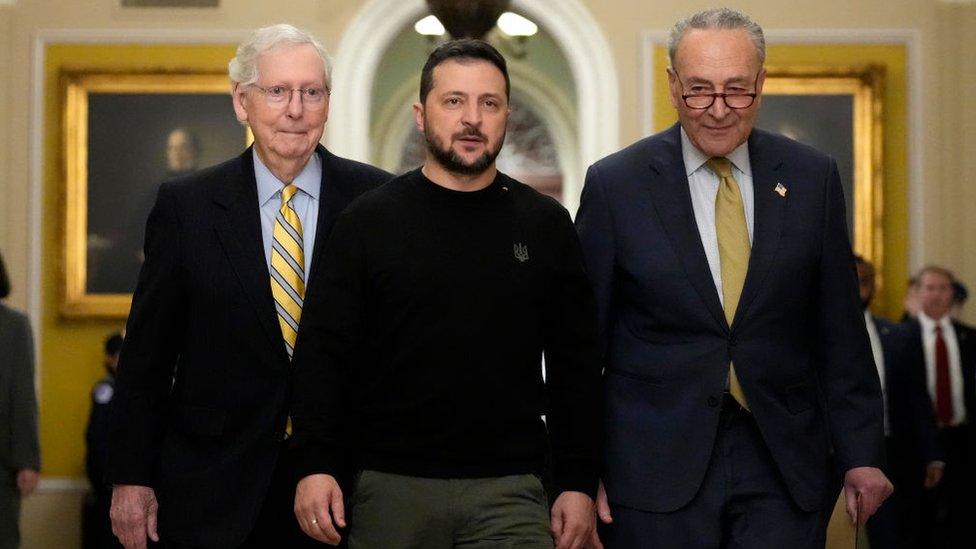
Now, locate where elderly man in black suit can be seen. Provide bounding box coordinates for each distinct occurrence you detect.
[576,8,891,548]
[106,24,390,549]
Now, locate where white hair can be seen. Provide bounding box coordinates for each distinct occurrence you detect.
[228,23,333,89]
[667,8,766,69]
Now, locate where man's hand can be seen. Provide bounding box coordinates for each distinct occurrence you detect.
[551,490,595,549]
[843,466,893,525]
[16,469,39,496]
[583,481,612,549]
[295,473,346,546]
[110,484,159,549]
[923,462,945,489]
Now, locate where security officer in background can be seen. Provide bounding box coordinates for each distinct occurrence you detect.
[84,333,124,549]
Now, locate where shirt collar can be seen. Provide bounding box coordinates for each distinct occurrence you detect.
[253,149,322,206]
[680,127,752,178]
[918,311,952,332]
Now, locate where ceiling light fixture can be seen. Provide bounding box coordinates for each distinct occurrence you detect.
[496,11,537,37]
[414,14,446,36]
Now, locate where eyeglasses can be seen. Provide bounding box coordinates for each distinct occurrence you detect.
[673,69,760,110]
[250,84,330,109]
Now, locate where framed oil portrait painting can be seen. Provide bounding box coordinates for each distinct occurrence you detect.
[62,71,249,318]
[758,65,885,280]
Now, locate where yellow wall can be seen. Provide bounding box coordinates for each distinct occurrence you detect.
[40,44,237,477]
[653,44,909,319]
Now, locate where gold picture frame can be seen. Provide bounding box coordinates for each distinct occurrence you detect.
[760,65,885,290]
[62,71,248,318]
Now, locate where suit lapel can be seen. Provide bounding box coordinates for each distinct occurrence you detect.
[733,130,787,329]
[647,126,728,332]
[308,145,342,283]
[213,147,288,362]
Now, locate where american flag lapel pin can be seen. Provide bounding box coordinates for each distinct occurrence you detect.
[774,182,787,197]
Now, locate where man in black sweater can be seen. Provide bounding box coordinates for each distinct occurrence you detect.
[290,40,602,549]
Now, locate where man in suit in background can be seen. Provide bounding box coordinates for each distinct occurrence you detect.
[855,257,942,549]
[576,8,891,548]
[0,250,41,549]
[908,265,976,548]
[106,24,390,549]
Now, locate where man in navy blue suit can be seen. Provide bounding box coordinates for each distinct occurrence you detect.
[576,8,892,548]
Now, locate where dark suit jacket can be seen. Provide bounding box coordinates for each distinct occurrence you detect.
[106,146,390,548]
[0,304,40,549]
[575,124,884,513]
[874,317,941,468]
[0,303,40,474]
[901,317,976,427]
[954,320,976,418]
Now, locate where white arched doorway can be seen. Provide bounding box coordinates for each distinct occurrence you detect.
[327,0,619,215]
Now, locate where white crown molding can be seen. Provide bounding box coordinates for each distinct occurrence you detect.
[640,27,923,270]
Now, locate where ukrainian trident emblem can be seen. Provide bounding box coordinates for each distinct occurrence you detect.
[513,242,529,263]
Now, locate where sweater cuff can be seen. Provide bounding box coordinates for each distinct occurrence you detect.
[552,461,599,500]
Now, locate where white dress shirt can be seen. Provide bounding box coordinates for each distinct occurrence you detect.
[254,151,321,277]
[918,312,965,426]
[864,310,889,435]
[680,128,755,306]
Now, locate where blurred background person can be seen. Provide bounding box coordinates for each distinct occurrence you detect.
[907,265,975,548]
[83,332,124,549]
[0,249,41,549]
[856,256,942,549]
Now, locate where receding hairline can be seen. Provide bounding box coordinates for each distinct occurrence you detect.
[670,27,763,73]
[667,8,766,71]
[917,265,956,285]
[228,23,332,89]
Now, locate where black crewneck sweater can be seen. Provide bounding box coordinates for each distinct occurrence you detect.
[291,168,602,497]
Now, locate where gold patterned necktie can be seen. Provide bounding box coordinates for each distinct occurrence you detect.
[270,184,305,359]
[708,157,750,410]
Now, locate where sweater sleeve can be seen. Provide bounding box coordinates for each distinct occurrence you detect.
[542,207,603,498]
[290,208,368,480]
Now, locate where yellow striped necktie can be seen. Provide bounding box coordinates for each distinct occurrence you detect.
[270,184,305,358]
[708,157,750,410]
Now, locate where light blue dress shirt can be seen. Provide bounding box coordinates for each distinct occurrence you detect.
[254,151,321,278]
[680,128,755,308]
